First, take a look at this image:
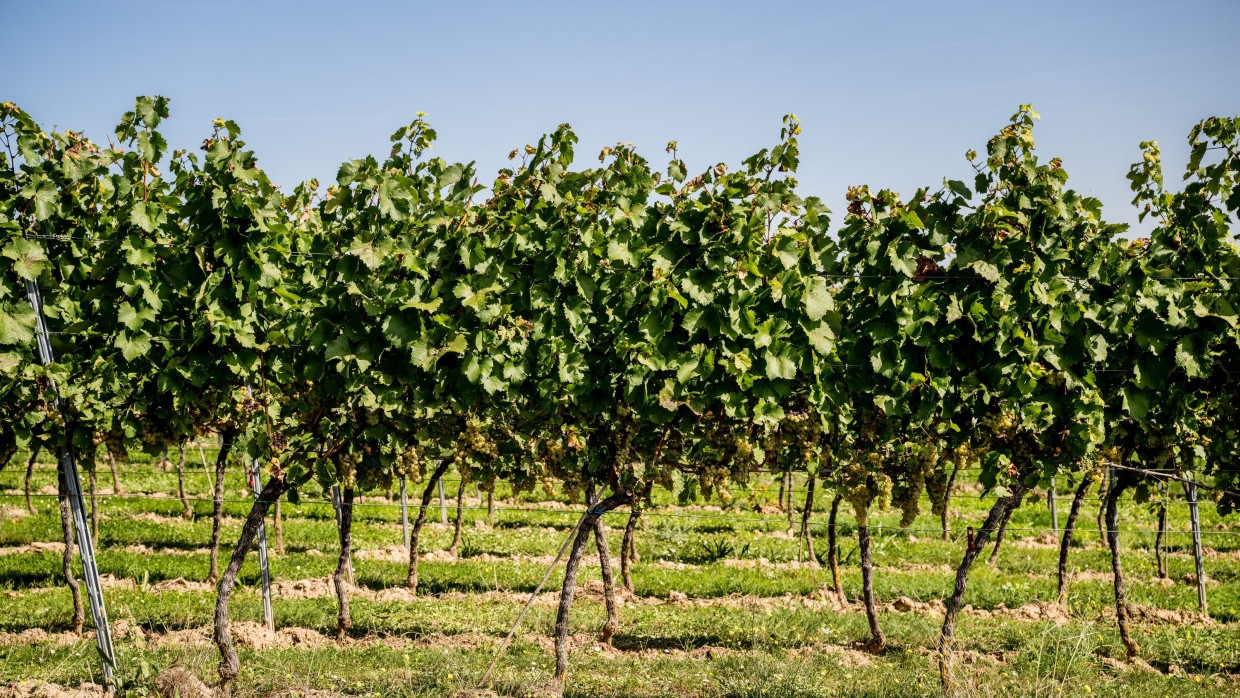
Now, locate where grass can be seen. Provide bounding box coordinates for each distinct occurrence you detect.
[1,448,1239,696]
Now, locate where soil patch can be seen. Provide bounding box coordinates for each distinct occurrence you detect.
[0,507,30,521]
[0,629,81,647]
[0,542,64,556]
[0,682,106,698]
[1013,532,1060,550]
[150,577,214,593]
[152,668,211,698]
[889,596,946,615]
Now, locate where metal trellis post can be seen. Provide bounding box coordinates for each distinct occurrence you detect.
[1184,480,1208,614]
[251,458,274,632]
[24,279,115,684]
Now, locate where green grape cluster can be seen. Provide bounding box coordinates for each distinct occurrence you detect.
[1096,446,1122,474]
[536,433,566,470]
[979,411,1018,439]
[335,451,360,488]
[951,442,981,469]
[842,455,892,521]
[101,429,127,462]
[655,462,676,493]
[137,416,174,446]
[893,443,938,526]
[394,443,421,479]
[455,419,498,461]
[43,407,67,429]
[733,435,754,463]
[538,474,559,499]
[1009,433,1036,465]
[611,416,640,469]
[782,409,822,466]
[729,433,757,482]
[699,464,734,505]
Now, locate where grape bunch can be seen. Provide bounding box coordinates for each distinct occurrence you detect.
[534,432,566,471]
[842,453,893,522]
[335,450,360,488]
[782,408,822,467]
[1095,446,1122,476]
[455,419,498,462]
[394,443,421,480]
[232,393,262,421]
[101,429,127,462]
[893,442,938,526]
[136,415,175,446]
[699,464,734,505]
[979,410,1018,441]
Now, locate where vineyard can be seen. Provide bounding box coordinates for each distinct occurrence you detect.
[1,98,1239,697]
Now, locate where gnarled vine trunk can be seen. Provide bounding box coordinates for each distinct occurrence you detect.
[585,484,619,645]
[800,474,818,566]
[937,481,1028,691]
[856,513,885,651]
[594,521,619,644]
[176,443,192,520]
[24,447,40,513]
[941,461,961,541]
[986,506,1015,566]
[107,453,122,494]
[1057,475,1093,605]
[486,488,495,526]
[56,462,84,635]
[1105,473,1140,659]
[828,493,843,598]
[448,478,465,558]
[620,506,641,592]
[334,486,354,640]
[273,499,285,555]
[554,490,632,684]
[207,432,235,585]
[215,477,289,697]
[407,459,451,592]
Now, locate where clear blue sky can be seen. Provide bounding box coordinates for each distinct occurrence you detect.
[5,0,1238,232]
